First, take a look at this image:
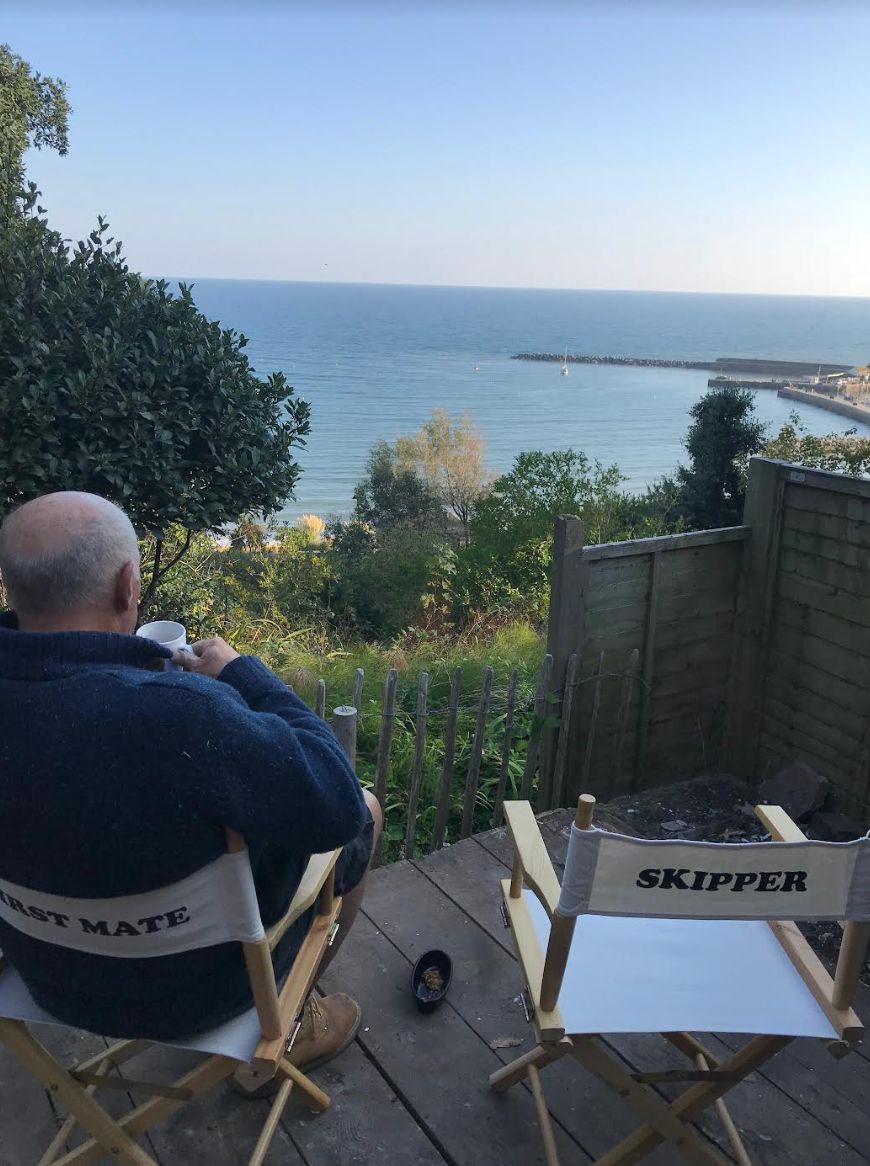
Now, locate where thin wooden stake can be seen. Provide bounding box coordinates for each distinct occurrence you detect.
[352,667,364,713]
[549,653,578,810]
[492,670,519,828]
[431,668,462,851]
[461,666,493,838]
[520,654,553,801]
[612,647,640,798]
[315,679,326,720]
[332,705,358,768]
[580,650,606,792]
[403,672,429,859]
[374,668,398,814]
[633,549,662,792]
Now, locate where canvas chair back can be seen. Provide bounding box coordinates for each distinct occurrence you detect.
[556,825,870,922]
[0,827,285,1040]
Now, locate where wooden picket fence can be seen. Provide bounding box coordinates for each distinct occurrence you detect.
[314,648,642,862]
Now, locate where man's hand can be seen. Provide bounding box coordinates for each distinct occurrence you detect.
[174,637,240,679]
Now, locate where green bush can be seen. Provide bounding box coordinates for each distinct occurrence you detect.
[0,191,310,609]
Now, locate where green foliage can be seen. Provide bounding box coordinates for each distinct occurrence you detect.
[0,44,70,198]
[0,199,310,533]
[394,408,491,538]
[763,412,870,477]
[0,193,310,607]
[141,528,224,639]
[239,620,546,859]
[455,450,629,621]
[351,439,445,533]
[677,387,766,530]
[145,522,332,641]
[328,441,447,639]
[615,475,686,538]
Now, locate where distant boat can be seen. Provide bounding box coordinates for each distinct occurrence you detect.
[561,348,569,376]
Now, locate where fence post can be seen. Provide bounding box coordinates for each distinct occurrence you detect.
[727,457,786,781]
[541,516,586,805]
[332,705,358,769]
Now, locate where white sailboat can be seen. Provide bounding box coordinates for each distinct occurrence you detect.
[561,347,569,376]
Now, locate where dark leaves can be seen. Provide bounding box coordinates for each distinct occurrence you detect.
[0,193,310,535]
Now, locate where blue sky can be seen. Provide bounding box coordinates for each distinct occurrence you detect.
[4,3,870,295]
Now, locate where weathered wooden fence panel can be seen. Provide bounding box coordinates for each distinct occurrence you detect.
[546,519,747,803]
[746,462,870,815]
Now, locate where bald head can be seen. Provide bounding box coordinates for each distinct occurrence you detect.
[0,493,141,630]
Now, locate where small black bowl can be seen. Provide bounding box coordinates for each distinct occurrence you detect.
[412,949,452,1013]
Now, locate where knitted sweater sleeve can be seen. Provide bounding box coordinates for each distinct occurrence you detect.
[190,656,366,854]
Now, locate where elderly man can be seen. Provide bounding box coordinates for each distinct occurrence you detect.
[0,491,380,1072]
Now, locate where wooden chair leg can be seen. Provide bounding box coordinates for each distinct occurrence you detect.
[695,1053,753,1166]
[0,1020,157,1166]
[49,1053,237,1166]
[489,1038,573,1093]
[278,1057,331,1111]
[37,1054,113,1166]
[572,1037,732,1166]
[247,1077,295,1166]
[581,1034,789,1166]
[527,1063,561,1166]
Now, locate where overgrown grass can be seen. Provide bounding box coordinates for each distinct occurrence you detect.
[227,620,547,858]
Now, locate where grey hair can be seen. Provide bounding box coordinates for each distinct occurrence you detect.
[0,493,140,615]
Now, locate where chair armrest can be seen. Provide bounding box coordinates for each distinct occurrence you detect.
[503,801,561,918]
[755,804,807,842]
[266,850,341,951]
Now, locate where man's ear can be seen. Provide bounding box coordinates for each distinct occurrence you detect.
[114,560,138,617]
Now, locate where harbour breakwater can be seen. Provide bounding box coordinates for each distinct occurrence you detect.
[777,385,870,427]
[513,354,855,377]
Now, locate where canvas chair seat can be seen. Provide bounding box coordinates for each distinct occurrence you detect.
[0,964,267,1062]
[492,796,870,1166]
[522,893,838,1040]
[0,836,344,1166]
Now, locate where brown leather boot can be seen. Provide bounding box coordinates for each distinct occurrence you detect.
[286,993,361,1072]
[232,993,362,1098]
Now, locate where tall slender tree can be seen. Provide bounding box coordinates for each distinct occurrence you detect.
[677,387,765,530]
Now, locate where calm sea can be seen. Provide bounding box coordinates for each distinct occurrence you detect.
[180,281,870,521]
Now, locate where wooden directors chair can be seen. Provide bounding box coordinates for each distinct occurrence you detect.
[494,795,870,1166]
[0,830,343,1165]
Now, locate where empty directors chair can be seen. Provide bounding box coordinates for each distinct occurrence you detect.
[0,830,343,1166]
[493,794,870,1166]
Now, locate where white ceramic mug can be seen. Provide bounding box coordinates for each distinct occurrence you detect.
[136,620,190,671]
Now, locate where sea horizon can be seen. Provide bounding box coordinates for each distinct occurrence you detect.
[174,280,870,522]
[165,275,870,305]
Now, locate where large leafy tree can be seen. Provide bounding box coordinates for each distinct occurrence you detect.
[394,409,491,543]
[352,439,445,534]
[0,43,70,199]
[677,387,765,530]
[328,441,447,638]
[0,195,310,607]
[456,450,626,620]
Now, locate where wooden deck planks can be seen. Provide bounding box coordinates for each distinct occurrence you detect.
[288,1038,448,1166]
[320,910,582,1165]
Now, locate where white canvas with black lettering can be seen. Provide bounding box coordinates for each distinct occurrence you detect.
[524,891,838,1038]
[556,827,870,921]
[0,850,265,957]
[0,965,263,1062]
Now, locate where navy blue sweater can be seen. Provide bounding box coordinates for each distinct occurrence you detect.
[0,615,366,1038]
